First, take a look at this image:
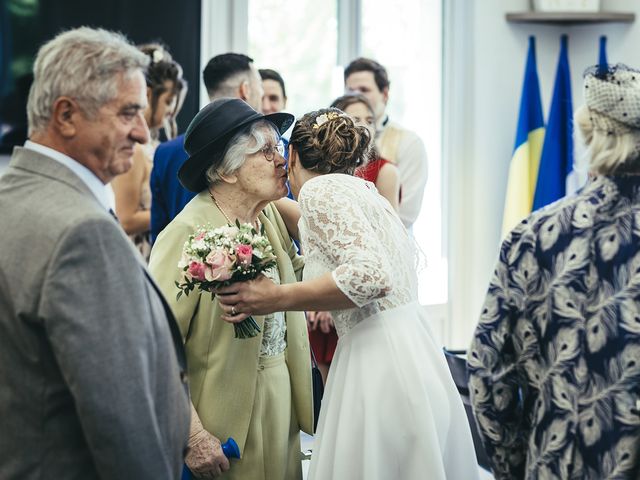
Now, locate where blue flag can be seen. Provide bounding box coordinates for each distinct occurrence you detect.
[532,35,573,210]
[597,36,608,77]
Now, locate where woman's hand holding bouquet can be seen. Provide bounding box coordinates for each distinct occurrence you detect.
[176,221,277,338]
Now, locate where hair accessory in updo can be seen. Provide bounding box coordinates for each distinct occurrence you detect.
[583,63,640,135]
[151,48,165,64]
[313,111,342,129]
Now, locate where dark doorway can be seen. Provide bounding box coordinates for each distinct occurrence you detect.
[0,0,201,153]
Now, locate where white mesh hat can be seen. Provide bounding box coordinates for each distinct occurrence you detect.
[584,63,640,135]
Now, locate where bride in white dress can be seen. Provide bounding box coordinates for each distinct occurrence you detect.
[217,109,479,480]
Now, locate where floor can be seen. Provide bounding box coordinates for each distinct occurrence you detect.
[300,432,494,479]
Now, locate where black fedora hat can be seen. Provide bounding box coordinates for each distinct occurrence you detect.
[179,98,294,193]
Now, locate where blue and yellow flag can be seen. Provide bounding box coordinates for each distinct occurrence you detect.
[502,36,545,235]
[532,35,573,211]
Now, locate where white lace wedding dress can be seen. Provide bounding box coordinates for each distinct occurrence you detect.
[299,174,479,480]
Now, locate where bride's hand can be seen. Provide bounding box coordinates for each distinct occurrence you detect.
[215,274,281,322]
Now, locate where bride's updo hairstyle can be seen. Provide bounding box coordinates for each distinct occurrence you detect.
[289,107,371,175]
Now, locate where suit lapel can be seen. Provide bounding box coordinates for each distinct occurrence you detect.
[13,148,188,368]
[10,147,105,210]
[258,209,296,332]
[141,267,187,367]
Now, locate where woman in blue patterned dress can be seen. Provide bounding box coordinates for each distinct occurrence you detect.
[469,64,640,480]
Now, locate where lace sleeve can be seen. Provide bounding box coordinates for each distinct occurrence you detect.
[299,177,391,308]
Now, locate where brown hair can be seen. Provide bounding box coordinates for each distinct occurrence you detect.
[344,57,390,92]
[330,92,375,116]
[330,93,379,160]
[164,76,188,139]
[289,107,371,175]
[137,43,182,136]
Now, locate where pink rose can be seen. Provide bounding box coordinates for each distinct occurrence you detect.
[187,261,206,281]
[205,250,233,281]
[235,244,253,268]
[194,232,206,241]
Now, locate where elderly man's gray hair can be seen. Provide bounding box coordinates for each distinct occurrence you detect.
[27,27,149,134]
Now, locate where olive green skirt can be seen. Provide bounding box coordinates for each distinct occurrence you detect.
[222,353,301,480]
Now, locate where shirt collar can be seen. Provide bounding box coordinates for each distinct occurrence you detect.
[23,140,112,211]
[376,115,390,137]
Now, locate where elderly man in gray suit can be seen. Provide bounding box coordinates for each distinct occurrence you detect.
[0,28,190,479]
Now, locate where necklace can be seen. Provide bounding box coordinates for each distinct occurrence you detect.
[209,191,260,230]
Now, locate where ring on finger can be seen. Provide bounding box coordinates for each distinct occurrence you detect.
[231,305,237,315]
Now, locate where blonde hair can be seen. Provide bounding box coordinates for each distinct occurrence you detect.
[574,105,640,175]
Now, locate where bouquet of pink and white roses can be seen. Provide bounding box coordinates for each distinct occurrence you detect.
[175,220,278,338]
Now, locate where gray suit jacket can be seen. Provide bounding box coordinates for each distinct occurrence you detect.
[0,148,190,479]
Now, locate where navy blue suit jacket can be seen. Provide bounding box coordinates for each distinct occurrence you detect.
[150,135,196,242]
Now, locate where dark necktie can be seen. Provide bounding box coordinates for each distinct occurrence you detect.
[109,209,119,223]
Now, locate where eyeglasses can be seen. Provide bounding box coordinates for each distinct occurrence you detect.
[260,141,285,162]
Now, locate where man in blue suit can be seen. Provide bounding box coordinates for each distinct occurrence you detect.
[150,53,264,242]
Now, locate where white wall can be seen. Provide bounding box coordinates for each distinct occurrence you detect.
[446,0,640,348]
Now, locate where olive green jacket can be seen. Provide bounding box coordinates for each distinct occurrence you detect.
[149,192,313,455]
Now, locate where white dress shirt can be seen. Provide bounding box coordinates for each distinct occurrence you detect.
[376,119,428,229]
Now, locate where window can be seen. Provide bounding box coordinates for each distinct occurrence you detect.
[362,0,444,304]
[248,0,339,117]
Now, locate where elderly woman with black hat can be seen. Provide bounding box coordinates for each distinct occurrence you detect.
[469,64,640,480]
[149,98,313,479]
